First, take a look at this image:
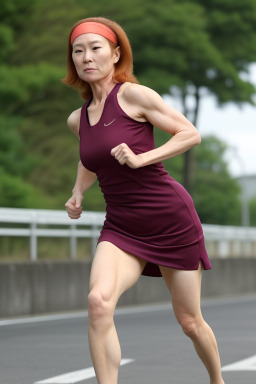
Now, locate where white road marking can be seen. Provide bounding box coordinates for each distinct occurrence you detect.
[1,294,256,327]
[222,354,256,371]
[0,303,172,327]
[34,358,134,383]
[0,312,88,327]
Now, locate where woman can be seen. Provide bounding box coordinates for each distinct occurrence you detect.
[63,17,224,384]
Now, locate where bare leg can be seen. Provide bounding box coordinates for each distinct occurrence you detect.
[159,263,224,384]
[88,241,147,384]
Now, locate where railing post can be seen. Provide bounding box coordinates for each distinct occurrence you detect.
[70,224,77,259]
[218,240,229,258]
[30,215,37,261]
[91,224,98,258]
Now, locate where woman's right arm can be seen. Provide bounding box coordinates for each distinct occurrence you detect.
[65,109,97,219]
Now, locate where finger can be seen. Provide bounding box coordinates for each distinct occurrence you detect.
[65,199,82,208]
[68,210,82,218]
[65,200,76,208]
[110,145,120,156]
[66,205,82,214]
[114,145,127,160]
[75,196,84,208]
[111,143,127,156]
[65,202,75,210]
[116,154,126,165]
[68,207,82,216]
[69,213,82,219]
[115,148,124,160]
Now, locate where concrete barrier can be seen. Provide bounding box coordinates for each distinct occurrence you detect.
[0,259,256,318]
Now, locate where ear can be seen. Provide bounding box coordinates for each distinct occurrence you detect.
[113,46,121,64]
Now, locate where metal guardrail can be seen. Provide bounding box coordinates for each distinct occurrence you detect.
[202,223,256,258]
[0,208,256,260]
[0,208,105,261]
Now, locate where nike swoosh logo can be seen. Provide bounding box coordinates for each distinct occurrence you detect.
[104,119,115,126]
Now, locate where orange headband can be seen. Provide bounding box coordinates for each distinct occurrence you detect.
[71,22,118,45]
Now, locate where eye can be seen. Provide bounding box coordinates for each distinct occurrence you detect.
[73,49,83,53]
[92,46,101,51]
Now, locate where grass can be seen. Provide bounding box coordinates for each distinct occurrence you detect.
[0,236,92,262]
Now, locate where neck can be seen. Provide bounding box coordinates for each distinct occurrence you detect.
[89,74,116,105]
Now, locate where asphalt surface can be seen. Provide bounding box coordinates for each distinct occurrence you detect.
[1,294,256,384]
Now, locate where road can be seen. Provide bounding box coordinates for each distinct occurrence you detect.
[1,294,256,384]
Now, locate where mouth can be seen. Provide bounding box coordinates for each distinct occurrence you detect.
[84,68,96,72]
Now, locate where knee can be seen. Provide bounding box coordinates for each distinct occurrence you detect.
[178,315,203,340]
[88,290,114,326]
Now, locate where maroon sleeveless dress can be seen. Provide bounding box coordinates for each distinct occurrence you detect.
[79,83,211,277]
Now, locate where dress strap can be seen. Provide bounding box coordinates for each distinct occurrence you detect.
[111,82,123,96]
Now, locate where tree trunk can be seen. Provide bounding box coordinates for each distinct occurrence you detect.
[182,87,200,194]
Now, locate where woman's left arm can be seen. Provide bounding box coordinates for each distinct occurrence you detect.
[111,84,201,168]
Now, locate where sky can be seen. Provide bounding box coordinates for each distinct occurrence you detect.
[164,64,256,178]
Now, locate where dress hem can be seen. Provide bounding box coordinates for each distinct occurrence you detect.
[97,236,212,278]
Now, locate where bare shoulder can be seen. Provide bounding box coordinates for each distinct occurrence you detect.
[67,108,81,138]
[118,82,194,135]
[117,82,164,122]
[120,82,163,110]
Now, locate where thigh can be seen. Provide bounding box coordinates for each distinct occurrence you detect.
[159,263,203,319]
[90,241,147,305]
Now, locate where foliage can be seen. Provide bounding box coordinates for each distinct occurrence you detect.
[0,115,41,176]
[0,64,64,114]
[194,0,256,104]
[152,131,241,225]
[0,0,253,224]
[250,198,256,227]
[0,166,52,208]
[0,115,54,208]
[98,0,256,190]
[193,136,241,225]
[0,0,41,61]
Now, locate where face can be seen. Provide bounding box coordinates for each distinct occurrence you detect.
[72,33,120,83]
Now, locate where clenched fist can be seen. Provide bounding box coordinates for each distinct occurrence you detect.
[110,143,143,169]
[65,192,84,219]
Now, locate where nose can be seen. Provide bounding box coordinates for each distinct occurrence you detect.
[83,50,92,63]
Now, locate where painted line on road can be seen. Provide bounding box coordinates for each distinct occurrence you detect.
[1,294,256,327]
[0,312,88,327]
[222,354,256,371]
[0,303,172,327]
[34,358,134,383]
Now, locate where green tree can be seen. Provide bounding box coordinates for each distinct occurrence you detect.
[192,136,241,225]
[0,167,50,208]
[0,0,252,218]
[178,0,256,190]
[82,0,256,192]
[0,0,107,209]
[0,114,54,207]
[0,116,41,176]
[152,130,241,225]
[250,197,256,227]
[0,0,41,61]
[0,0,68,207]
[135,0,256,192]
